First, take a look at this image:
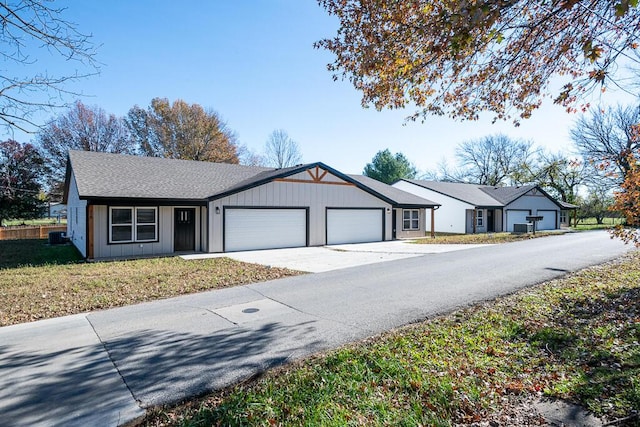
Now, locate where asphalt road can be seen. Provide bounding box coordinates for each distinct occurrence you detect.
[0,231,634,426]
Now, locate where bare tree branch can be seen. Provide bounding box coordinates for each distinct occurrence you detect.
[264,129,302,168]
[0,0,98,134]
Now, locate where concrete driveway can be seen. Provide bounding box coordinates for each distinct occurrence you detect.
[182,240,492,272]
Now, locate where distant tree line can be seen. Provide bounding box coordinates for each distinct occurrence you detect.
[363,103,640,231]
[0,98,304,225]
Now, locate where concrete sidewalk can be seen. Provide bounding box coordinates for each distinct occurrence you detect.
[0,315,145,426]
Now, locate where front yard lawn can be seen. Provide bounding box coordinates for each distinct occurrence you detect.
[412,231,558,245]
[144,251,640,426]
[0,240,302,326]
[0,239,81,269]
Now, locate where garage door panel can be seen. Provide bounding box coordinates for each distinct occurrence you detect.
[225,208,306,252]
[506,210,530,232]
[327,209,383,245]
[537,210,557,230]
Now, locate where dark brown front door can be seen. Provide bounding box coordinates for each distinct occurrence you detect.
[487,209,495,232]
[174,208,195,252]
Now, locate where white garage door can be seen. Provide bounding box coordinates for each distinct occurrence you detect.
[506,210,530,232]
[225,208,306,252]
[537,210,557,230]
[327,208,383,245]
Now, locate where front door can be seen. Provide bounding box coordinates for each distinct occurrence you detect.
[487,209,494,232]
[392,210,397,239]
[174,208,195,252]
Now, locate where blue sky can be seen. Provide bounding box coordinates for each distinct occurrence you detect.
[6,1,636,175]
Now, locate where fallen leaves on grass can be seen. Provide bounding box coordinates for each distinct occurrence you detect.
[0,257,302,326]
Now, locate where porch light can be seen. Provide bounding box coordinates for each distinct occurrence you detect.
[215,206,220,214]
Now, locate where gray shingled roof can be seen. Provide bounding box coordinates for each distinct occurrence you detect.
[480,185,536,204]
[348,175,439,207]
[67,150,272,201]
[67,151,436,208]
[402,180,503,207]
[400,179,569,208]
[559,200,579,209]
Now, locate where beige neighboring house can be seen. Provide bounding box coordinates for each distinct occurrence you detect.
[63,151,439,260]
[393,179,577,234]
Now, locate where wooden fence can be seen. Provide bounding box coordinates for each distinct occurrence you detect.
[0,225,67,241]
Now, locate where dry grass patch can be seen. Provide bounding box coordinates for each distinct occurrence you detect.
[412,231,559,245]
[0,256,302,326]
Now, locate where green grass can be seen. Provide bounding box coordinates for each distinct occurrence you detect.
[144,252,640,426]
[571,217,624,231]
[0,239,302,326]
[0,239,81,269]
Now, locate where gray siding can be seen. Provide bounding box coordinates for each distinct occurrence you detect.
[91,205,202,259]
[209,171,392,252]
[395,208,429,239]
[66,172,87,257]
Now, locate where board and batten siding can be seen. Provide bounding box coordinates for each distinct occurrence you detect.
[208,170,392,253]
[90,205,203,259]
[66,171,88,257]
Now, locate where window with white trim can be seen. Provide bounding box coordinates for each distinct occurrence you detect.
[109,207,158,243]
[403,209,419,230]
[476,209,484,227]
[560,210,567,224]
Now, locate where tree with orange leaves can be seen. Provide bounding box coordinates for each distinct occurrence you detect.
[611,149,640,246]
[316,1,640,125]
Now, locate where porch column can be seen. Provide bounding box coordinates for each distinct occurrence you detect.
[430,208,435,238]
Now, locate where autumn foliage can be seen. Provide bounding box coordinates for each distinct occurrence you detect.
[611,149,640,246]
[127,98,239,164]
[316,1,640,124]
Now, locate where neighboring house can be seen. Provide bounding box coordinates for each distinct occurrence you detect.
[46,203,67,220]
[393,180,577,234]
[63,151,438,260]
[558,201,578,227]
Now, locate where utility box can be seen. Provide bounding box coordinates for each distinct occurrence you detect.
[513,223,532,233]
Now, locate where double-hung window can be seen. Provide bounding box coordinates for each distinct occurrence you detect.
[109,207,158,243]
[403,209,419,230]
[476,209,484,227]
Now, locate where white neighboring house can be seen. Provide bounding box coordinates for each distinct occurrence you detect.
[393,180,577,234]
[63,151,439,260]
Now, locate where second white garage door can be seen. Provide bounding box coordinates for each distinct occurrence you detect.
[224,208,307,252]
[537,210,557,230]
[505,210,530,232]
[326,208,383,245]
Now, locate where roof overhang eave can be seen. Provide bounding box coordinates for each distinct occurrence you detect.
[81,196,208,206]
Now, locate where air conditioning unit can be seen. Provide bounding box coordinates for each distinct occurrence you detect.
[48,231,67,245]
[513,223,532,233]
